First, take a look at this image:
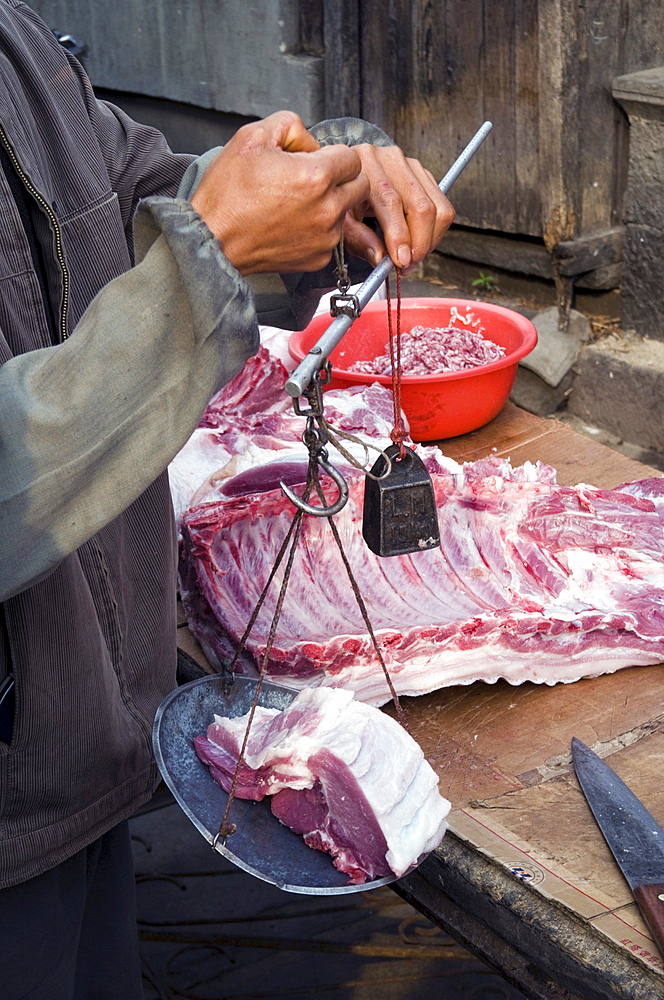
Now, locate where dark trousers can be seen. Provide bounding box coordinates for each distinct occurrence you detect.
[0,820,143,1000]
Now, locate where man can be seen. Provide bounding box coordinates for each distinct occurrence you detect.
[0,2,453,997]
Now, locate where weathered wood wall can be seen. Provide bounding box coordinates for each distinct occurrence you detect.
[31,0,664,270]
[334,0,664,250]
[30,0,326,124]
[317,0,664,294]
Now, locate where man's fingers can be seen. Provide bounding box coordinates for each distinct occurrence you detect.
[314,143,365,186]
[374,149,440,266]
[277,113,321,153]
[404,157,455,257]
[353,146,414,269]
[350,144,456,271]
[302,146,368,233]
[342,215,386,267]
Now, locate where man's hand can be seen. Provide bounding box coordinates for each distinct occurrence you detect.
[191,112,455,277]
[341,144,455,272]
[190,111,369,275]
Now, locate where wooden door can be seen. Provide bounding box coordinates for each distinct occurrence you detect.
[323,0,664,244]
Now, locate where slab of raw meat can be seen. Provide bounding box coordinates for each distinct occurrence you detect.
[168,347,403,524]
[193,686,450,883]
[180,457,664,706]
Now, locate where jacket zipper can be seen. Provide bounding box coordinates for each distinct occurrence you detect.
[0,124,70,342]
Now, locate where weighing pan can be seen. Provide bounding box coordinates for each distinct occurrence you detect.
[152,674,399,894]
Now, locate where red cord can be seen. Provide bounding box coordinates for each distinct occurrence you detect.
[386,269,407,458]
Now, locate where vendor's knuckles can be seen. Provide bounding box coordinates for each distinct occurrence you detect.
[294,147,364,200]
[232,111,308,151]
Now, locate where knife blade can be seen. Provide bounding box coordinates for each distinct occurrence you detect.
[572,737,664,956]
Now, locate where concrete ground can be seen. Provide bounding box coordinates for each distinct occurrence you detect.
[131,801,527,1000]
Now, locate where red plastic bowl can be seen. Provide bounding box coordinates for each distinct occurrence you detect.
[289,297,538,441]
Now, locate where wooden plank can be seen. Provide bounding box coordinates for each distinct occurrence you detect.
[442,227,553,278]
[574,3,626,234]
[429,226,623,286]
[476,0,518,233]
[393,0,439,170]
[322,0,361,118]
[437,401,658,488]
[537,0,579,248]
[356,0,633,241]
[513,0,542,234]
[392,663,664,807]
[436,0,487,226]
[431,226,624,282]
[463,731,664,910]
[553,228,624,277]
[358,0,399,137]
[396,836,664,1000]
[358,1,490,225]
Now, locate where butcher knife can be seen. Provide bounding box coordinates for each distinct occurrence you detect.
[571,737,664,956]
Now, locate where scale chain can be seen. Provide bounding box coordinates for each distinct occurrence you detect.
[214,454,410,845]
[214,498,309,845]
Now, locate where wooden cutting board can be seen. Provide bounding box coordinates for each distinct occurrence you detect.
[395,402,663,807]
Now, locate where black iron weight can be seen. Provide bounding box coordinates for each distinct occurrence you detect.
[362,444,441,557]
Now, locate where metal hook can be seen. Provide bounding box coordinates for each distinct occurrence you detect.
[280,449,349,517]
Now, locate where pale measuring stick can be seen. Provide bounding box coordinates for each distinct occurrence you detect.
[285,120,493,399]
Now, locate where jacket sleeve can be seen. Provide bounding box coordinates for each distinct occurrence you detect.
[91,98,196,233]
[0,200,258,601]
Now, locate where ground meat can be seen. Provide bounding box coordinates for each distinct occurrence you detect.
[347,324,506,376]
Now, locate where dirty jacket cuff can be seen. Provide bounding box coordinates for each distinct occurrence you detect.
[133,195,257,386]
[309,118,395,148]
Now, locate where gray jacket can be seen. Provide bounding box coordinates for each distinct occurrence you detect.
[0,0,391,887]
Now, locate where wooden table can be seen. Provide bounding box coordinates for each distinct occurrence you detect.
[178,403,664,1000]
[392,403,664,1000]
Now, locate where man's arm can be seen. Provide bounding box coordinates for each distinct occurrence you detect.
[0,202,258,601]
[0,111,453,601]
[0,117,366,599]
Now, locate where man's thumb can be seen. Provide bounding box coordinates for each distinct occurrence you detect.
[264,111,321,152]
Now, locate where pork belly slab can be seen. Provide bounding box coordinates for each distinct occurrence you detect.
[193,686,450,883]
[168,346,402,525]
[180,460,664,706]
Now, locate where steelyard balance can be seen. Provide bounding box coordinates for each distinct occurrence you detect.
[284,122,492,557]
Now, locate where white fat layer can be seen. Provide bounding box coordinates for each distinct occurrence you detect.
[209,687,450,876]
[269,644,662,707]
